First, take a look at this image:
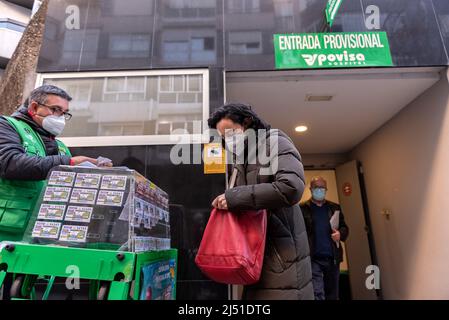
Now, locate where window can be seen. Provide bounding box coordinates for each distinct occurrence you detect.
[163,41,189,63]
[103,76,146,102]
[191,37,215,63]
[229,31,262,55]
[36,69,209,146]
[162,32,216,63]
[274,0,293,17]
[62,29,99,65]
[109,34,151,58]
[165,0,216,18]
[101,0,154,16]
[274,0,295,29]
[227,0,260,14]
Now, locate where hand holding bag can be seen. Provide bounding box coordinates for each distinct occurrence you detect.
[195,168,267,285]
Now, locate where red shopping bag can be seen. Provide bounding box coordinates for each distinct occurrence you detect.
[195,207,267,285]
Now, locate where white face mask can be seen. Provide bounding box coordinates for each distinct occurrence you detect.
[224,131,245,155]
[42,115,66,136]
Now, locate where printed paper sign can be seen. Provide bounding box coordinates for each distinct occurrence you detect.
[70,188,97,205]
[43,187,71,202]
[149,204,155,218]
[203,143,225,174]
[135,237,150,252]
[151,217,157,227]
[74,173,101,189]
[134,237,158,252]
[101,175,127,190]
[32,221,61,239]
[143,203,151,229]
[59,225,88,243]
[135,199,143,214]
[37,204,66,221]
[65,206,93,223]
[133,210,143,228]
[156,207,164,220]
[48,171,76,187]
[139,259,176,300]
[96,190,124,207]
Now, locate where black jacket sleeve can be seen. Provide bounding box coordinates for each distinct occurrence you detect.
[225,135,305,211]
[0,118,71,181]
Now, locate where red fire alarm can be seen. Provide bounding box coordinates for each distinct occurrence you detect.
[342,182,352,196]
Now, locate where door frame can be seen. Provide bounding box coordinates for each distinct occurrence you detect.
[357,161,383,299]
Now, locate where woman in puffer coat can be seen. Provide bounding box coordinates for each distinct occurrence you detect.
[208,103,314,300]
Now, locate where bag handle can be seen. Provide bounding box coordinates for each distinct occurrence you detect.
[228,168,238,189]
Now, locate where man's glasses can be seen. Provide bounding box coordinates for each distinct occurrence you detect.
[38,102,72,121]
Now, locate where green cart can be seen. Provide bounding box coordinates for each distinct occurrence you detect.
[0,242,177,300]
[0,166,176,300]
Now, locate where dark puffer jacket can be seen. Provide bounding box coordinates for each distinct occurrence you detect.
[225,129,314,300]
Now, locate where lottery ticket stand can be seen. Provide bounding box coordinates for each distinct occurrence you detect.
[0,165,177,300]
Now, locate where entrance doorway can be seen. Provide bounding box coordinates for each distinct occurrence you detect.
[225,67,443,300]
[301,169,351,300]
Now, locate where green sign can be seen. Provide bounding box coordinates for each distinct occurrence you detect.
[274,32,394,69]
[325,0,343,27]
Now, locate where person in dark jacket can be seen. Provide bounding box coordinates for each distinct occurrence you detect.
[208,103,314,300]
[300,176,349,300]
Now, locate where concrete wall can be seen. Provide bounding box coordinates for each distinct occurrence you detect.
[350,69,449,299]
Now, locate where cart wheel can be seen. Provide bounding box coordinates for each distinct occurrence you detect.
[10,275,25,298]
[97,282,110,300]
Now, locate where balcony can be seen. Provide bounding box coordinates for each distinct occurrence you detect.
[0,0,32,66]
[0,19,27,61]
[4,0,34,10]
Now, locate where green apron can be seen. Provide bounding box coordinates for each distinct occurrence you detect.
[0,116,71,241]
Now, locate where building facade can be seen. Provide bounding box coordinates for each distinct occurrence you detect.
[34,0,449,300]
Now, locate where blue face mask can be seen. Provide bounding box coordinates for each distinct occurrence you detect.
[312,188,326,201]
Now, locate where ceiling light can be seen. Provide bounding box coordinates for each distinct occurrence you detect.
[295,126,308,133]
[305,94,334,102]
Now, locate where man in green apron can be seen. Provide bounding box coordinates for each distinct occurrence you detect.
[0,85,110,299]
[0,85,99,242]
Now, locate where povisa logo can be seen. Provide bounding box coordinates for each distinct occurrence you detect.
[302,51,366,67]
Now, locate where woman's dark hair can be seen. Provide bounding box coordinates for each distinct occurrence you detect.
[208,103,270,130]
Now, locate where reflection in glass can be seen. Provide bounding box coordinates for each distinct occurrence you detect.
[44,73,204,138]
[227,0,260,14]
[229,31,262,55]
[162,31,217,64]
[108,34,151,58]
[61,29,100,66]
[164,0,216,18]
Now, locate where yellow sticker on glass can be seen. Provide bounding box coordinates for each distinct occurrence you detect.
[203,143,226,174]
